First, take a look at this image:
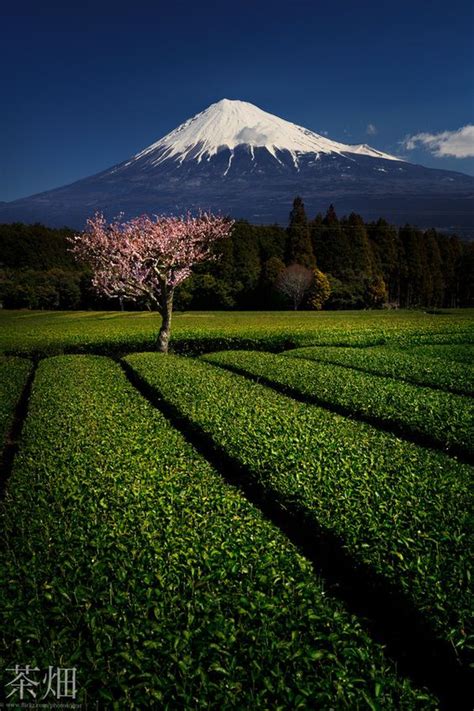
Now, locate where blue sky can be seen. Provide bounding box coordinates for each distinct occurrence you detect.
[2,0,473,201]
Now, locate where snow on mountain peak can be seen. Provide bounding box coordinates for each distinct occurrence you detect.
[130,99,401,167]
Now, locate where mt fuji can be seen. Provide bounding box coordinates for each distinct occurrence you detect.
[2,99,474,231]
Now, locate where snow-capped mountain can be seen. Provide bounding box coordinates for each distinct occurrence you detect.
[1,99,473,232]
[123,98,400,169]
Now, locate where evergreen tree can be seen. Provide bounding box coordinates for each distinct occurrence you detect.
[317,205,352,278]
[325,204,338,225]
[424,229,444,306]
[399,225,426,306]
[256,256,287,308]
[2,217,473,312]
[256,224,286,263]
[231,222,261,306]
[343,212,376,277]
[367,219,400,304]
[436,233,462,307]
[448,236,463,307]
[261,256,285,286]
[309,212,328,273]
[459,242,474,307]
[286,197,316,268]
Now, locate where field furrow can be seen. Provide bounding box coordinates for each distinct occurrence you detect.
[124,353,473,668]
[202,350,474,460]
[284,345,474,396]
[0,355,432,708]
[0,356,32,451]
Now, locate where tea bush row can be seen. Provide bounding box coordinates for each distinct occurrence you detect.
[1,309,473,358]
[397,343,474,366]
[0,356,429,708]
[125,353,473,663]
[284,346,474,396]
[202,350,473,459]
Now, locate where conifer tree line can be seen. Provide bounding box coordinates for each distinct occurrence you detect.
[0,203,473,310]
[180,197,474,310]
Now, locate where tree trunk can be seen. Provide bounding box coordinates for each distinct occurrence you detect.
[157,288,174,353]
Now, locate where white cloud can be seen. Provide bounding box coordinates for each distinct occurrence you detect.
[402,125,474,158]
[366,123,377,135]
[236,127,270,144]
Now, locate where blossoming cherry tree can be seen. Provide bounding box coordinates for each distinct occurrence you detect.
[70,212,234,352]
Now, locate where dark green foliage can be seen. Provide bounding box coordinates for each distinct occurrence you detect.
[0,309,473,358]
[203,350,474,458]
[286,197,316,268]
[1,269,82,309]
[310,210,472,309]
[261,255,286,285]
[400,343,474,365]
[399,225,429,307]
[311,210,379,309]
[424,230,444,307]
[258,257,287,308]
[286,345,474,396]
[125,354,473,663]
[342,212,375,277]
[459,241,474,307]
[0,223,134,311]
[177,220,283,309]
[0,223,76,270]
[325,274,368,310]
[367,219,400,304]
[0,356,431,708]
[311,206,352,278]
[1,212,473,310]
[0,356,31,446]
[175,274,236,310]
[435,234,463,308]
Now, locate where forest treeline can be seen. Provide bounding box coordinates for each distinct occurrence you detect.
[1,198,473,310]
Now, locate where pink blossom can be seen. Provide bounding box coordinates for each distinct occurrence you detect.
[69,211,234,305]
[69,211,234,351]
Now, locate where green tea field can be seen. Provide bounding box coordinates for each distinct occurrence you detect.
[0,309,472,709]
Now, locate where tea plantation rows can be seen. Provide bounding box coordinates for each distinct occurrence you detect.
[0,311,472,708]
[1,308,474,357]
[0,356,436,708]
[201,350,473,459]
[391,343,474,366]
[125,354,472,659]
[285,345,474,396]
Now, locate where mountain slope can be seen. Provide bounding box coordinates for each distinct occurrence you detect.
[122,98,400,167]
[1,99,473,232]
